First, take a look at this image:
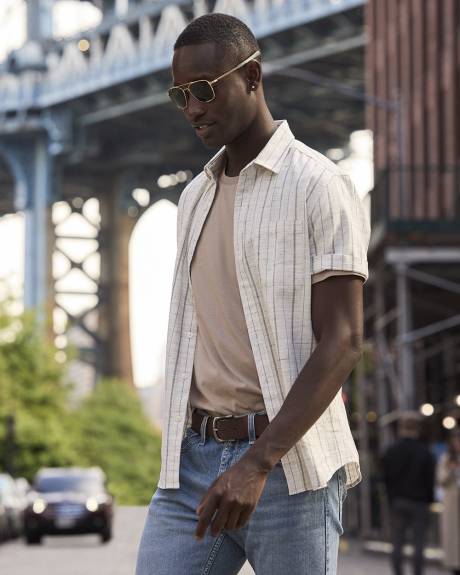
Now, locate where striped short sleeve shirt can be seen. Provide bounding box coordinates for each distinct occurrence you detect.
[159,120,370,495]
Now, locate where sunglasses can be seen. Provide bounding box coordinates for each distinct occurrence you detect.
[168,50,261,110]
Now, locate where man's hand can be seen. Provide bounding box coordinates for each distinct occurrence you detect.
[195,456,270,540]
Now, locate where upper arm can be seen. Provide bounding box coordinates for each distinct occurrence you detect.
[307,172,369,348]
[311,274,364,350]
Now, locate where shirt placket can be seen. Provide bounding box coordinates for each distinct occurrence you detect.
[176,181,217,422]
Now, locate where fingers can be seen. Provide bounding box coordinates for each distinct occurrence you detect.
[209,502,232,537]
[235,505,253,529]
[224,507,242,531]
[195,498,251,539]
[196,501,253,540]
[195,493,220,540]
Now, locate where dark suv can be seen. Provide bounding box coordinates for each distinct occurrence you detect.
[24,467,114,545]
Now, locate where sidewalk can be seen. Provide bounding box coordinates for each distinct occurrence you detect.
[238,538,446,575]
[337,539,445,575]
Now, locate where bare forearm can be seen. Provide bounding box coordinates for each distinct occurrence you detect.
[243,339,362,472]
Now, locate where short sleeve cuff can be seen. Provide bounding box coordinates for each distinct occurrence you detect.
[311,253,368,283]
[312,270,363,284]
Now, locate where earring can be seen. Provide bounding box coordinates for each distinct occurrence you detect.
[250,83,256,90]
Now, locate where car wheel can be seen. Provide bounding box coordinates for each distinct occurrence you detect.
[100,526,112,544]
[25,532,42,545]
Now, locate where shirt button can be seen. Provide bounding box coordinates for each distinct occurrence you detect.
[176,415,183,422]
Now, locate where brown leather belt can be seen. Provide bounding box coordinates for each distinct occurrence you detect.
[191,410,269,443]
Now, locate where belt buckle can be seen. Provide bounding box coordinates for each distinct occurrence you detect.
[212,414,235,443]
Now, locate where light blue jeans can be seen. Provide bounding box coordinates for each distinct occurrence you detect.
[136,426,347,575]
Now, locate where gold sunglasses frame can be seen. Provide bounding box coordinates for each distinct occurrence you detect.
[168,50,261,110]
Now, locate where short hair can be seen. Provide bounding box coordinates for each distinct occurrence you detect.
[174,13,260,65]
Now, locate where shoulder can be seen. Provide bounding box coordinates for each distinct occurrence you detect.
[385,439,409,457]
[288,140,352,196]
[383,443,399,458]
[408,440,433,462]
[177,171,208,212]
[291,140,341,175]
[291,140,343,178]
[419,442,435,461]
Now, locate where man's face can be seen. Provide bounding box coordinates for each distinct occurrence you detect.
[171,43,257,148]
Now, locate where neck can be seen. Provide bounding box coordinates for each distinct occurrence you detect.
[224,106,276,176]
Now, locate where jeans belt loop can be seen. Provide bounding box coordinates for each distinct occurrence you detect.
[199,415,209,446]
[248,412,256,445]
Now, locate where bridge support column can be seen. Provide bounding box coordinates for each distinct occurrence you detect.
[0,136,54,329]
[23,138,54,323]
[97,181,135,385]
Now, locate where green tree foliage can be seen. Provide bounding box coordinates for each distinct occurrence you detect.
[0,301,162,505]
[72,378,161,505]
[0,307,78,478]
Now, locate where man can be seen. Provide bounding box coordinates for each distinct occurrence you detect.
[136,13,370,575]
[382,412,436,575]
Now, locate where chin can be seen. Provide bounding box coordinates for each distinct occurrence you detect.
[198,135,225,149]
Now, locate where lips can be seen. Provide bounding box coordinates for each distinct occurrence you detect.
[193,122,216,135]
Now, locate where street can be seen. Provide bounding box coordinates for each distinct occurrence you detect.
[0,507,446,575]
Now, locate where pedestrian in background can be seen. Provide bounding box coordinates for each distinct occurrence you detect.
[382,412,436,575]
[437,429,460,575]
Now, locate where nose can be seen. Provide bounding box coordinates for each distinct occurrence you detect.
[183,91,207,122]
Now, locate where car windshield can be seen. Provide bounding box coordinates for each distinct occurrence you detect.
[35,475,102,494]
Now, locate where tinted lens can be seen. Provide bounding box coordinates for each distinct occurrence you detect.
[168,87,187,109]
[189,80,214,102]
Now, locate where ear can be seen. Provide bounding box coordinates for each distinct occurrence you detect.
[245,60,262,91]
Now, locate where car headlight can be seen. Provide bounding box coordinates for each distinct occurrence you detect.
[32,499,47,514]
[86,497,99,512]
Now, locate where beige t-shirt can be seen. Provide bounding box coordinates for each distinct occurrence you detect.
[189,168,265,416]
